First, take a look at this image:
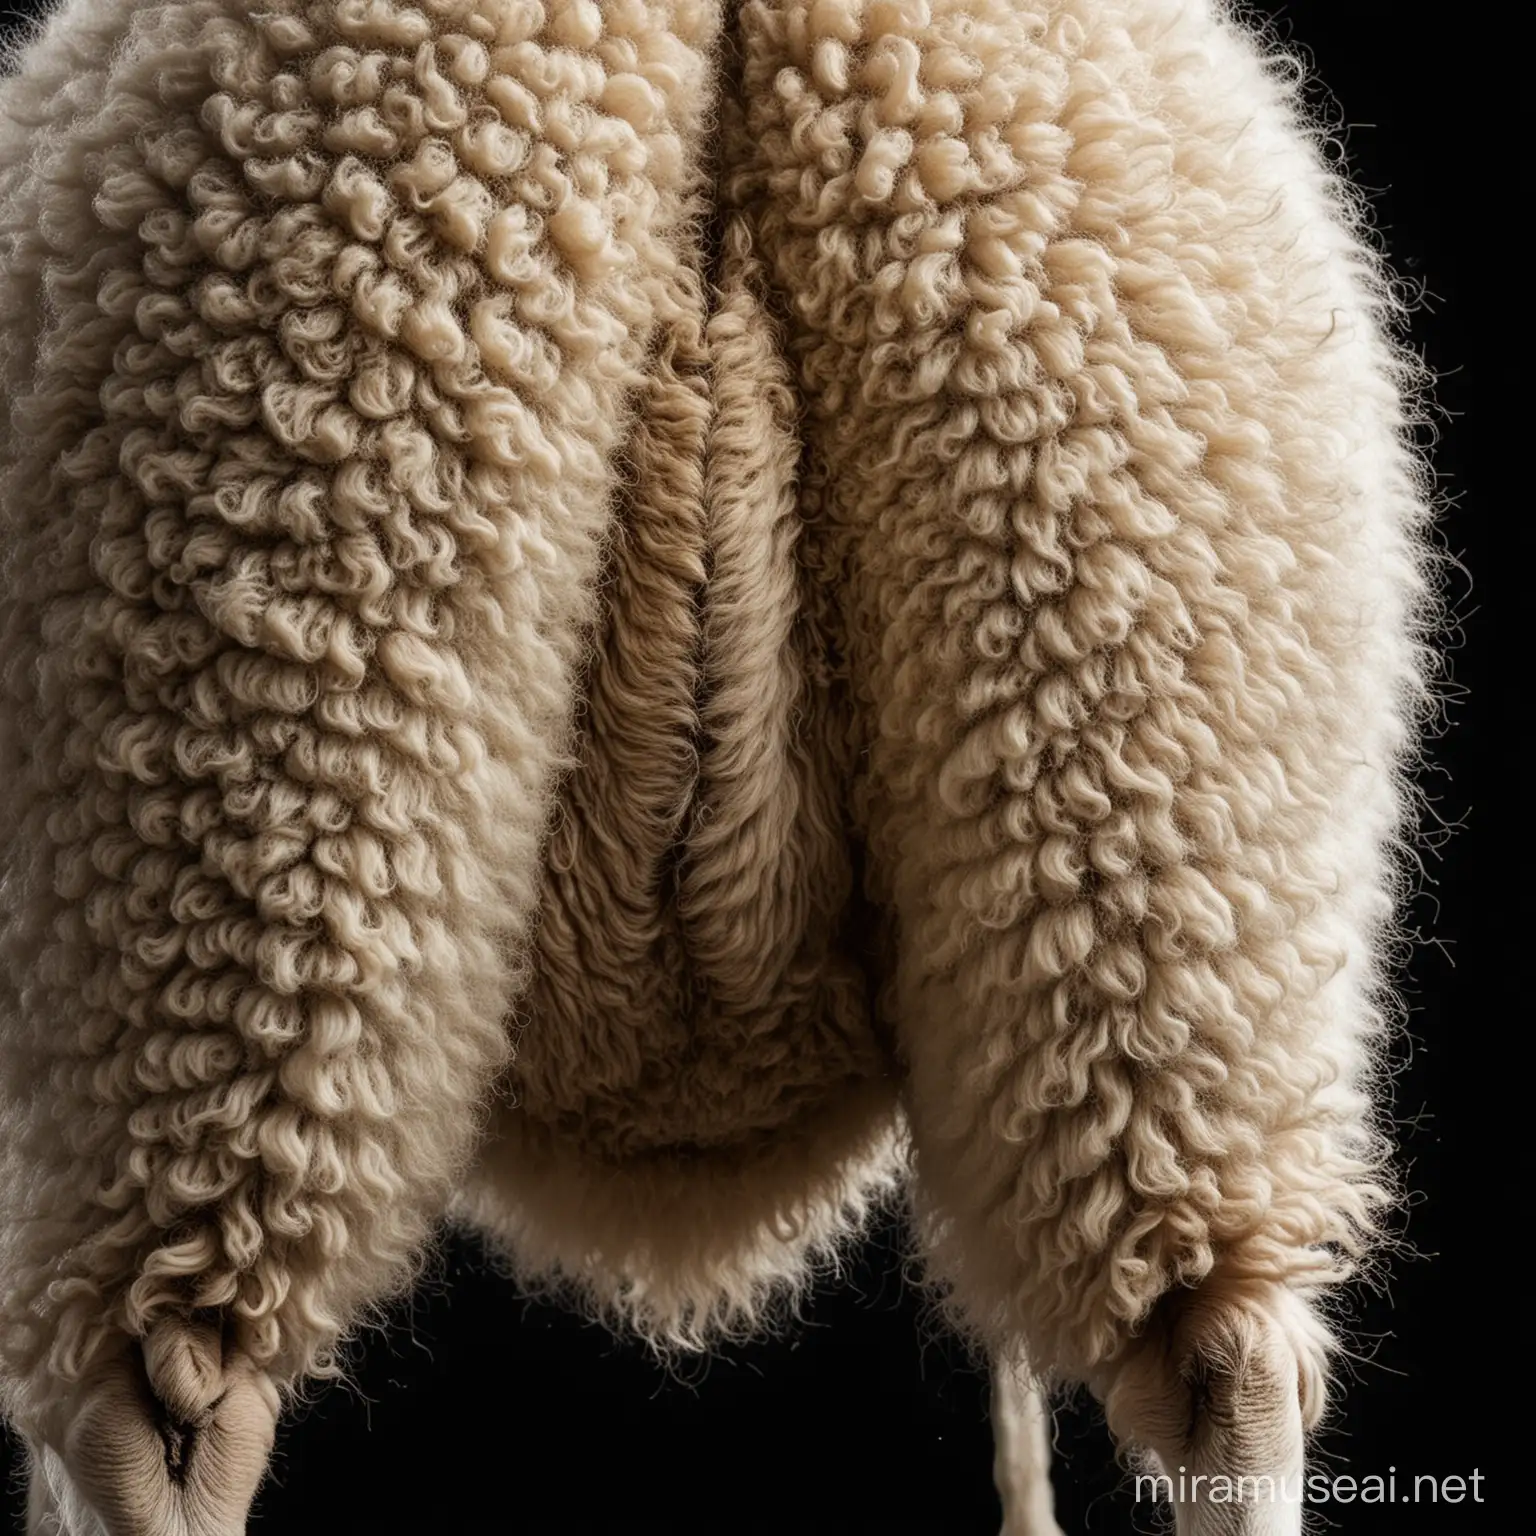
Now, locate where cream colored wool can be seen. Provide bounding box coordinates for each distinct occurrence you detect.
[0,0,1432,1531]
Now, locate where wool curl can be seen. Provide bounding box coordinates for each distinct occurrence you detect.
[0,0,1441,1493]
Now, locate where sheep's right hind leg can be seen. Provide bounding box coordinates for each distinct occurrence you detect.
[1103,1282,1314,1536]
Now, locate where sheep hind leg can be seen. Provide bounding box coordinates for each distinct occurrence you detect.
[1101,1280,1323,1536]
[991,1352,1066,1536]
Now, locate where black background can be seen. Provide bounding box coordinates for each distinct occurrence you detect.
[0,2,1491,1531]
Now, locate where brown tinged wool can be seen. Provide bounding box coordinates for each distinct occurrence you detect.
[0,0,1438,1531]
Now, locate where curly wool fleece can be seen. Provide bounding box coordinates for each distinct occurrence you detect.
[0,0,1433,1527]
